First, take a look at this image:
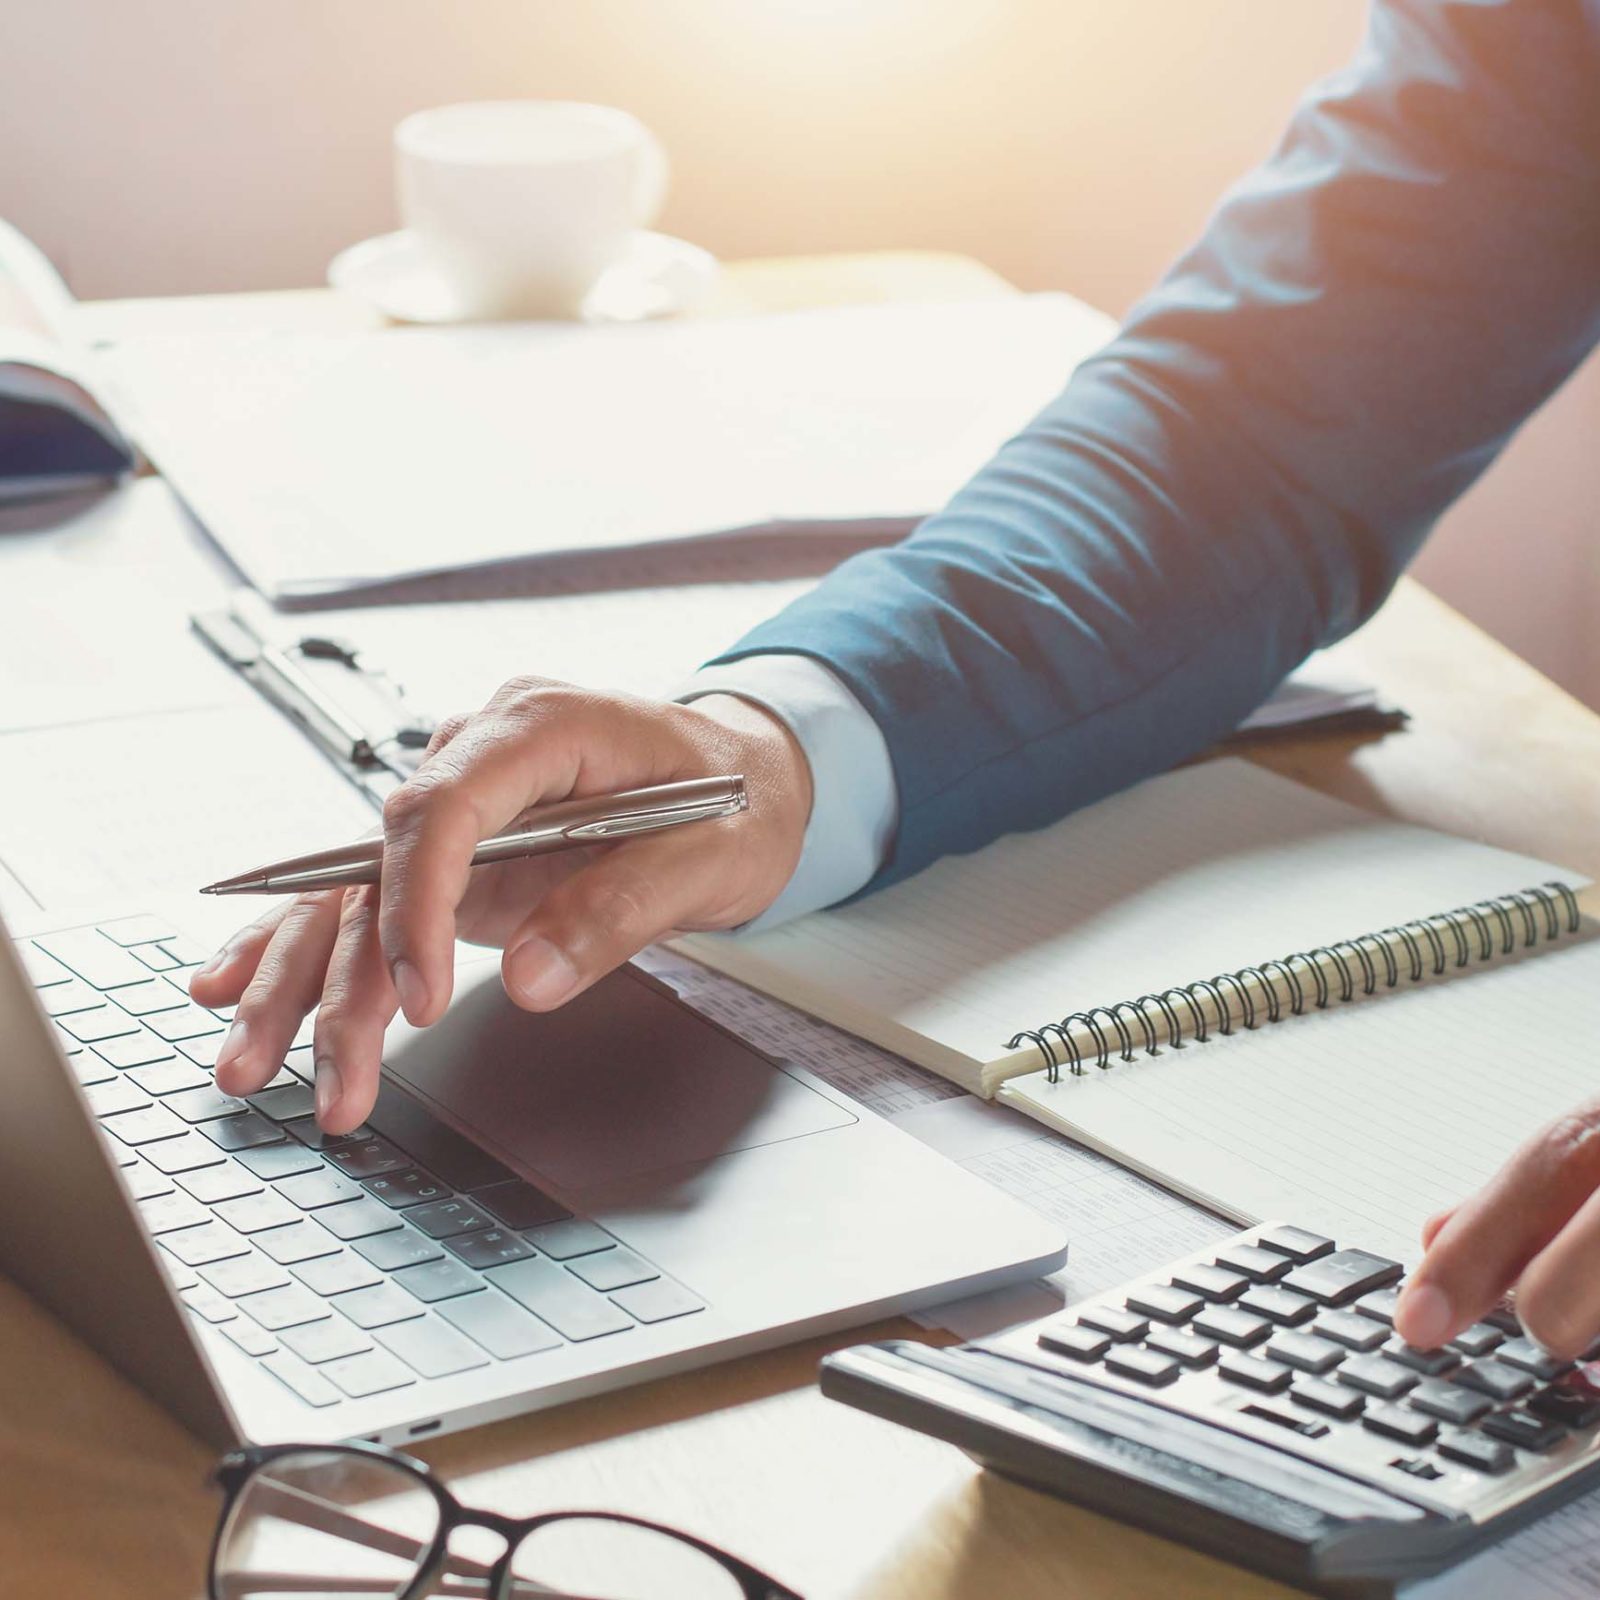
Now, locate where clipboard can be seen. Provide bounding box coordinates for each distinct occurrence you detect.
[192,589,435,806]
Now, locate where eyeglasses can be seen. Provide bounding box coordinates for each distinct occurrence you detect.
[208,1442,803,1600]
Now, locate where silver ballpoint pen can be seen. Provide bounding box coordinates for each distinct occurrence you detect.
[199,775,747,896]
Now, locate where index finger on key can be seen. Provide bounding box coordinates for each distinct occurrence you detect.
[1396,1105,1600,1348]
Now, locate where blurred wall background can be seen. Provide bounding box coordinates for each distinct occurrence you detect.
[2,0,1594,707]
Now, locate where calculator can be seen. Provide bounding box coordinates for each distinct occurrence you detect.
[821,1224,1600,1598]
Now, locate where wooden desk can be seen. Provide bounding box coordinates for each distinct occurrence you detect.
[4,253,1600,1599]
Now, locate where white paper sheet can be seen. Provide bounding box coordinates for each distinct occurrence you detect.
[1408,1493,1600,1598]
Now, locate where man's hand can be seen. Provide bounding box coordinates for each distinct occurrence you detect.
[189,681,812,1136]
[1396,1099,1600,1357]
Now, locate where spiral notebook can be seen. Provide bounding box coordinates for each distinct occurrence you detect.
[680,759,1597,1256]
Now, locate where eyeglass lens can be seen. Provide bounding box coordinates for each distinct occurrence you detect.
[509,1515,745,1599]
[214,1449,441,1600]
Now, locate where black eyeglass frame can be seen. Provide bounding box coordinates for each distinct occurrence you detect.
[209,1441,803,1600]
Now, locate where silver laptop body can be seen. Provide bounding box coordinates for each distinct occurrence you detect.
[0,905,1068,1449]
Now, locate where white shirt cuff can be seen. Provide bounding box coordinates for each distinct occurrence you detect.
[679,654,898,929]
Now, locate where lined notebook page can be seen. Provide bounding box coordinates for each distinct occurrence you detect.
[681,759,1576,1090]
[1001,931,1600,1263]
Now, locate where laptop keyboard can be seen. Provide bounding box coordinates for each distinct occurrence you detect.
[24,917,707,1411]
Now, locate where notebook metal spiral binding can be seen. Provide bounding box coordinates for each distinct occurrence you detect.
[1007,881,1583,1084]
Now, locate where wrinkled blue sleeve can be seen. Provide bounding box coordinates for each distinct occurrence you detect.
[706,0,1600,892]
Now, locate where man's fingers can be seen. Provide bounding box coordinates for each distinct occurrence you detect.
[310,885,397,1135]
[500,840,700,1012]
[1420,1208,1455,1252]
[214,892,343,1097]
[188,905,289,1008]
[1396,1104,1600,1347]
[1515,1186,1600,1357]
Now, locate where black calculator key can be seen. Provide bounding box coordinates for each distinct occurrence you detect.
[1193,1307,1271,1349]
[1238,1286,1316,1327]
[1481,1409,1567,1452]
[1145,1327,1218,1369]
[1408,1378,1492,1426]
[1338,1355,1418,1400]
[1125,1285,1205,1325]
[1454,1359,1535,1403]
[1363,1404,1437,1446]
[1436,1430,1515,1474]
[1038,1324,1111,1363]
[1483,1304,1523,1336]
[1282,1250,1403,1307]
[1170,1263,1248,1303]
[1356,1287,1401,1325]
[1267,1331,1344,1375]
[1316,1310,1388,1352]
[1292,1378,1363,1420]
[1383,1339,1460,1377]
[1218,1351,1291,1394]
[1214,1243,1291,1283]
[1450,1322,1505,1358]
[1077,1305,1149,1343]
[1495,1338,1573,1381]
[1529,1375,1600,1430]
[1105,1346,1182,1387]
[1254,1226,1335,1263]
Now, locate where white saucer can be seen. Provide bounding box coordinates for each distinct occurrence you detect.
[328,229,720,325]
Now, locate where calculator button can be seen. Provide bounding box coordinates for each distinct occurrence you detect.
[1528,1375,1600,1430]
[1214,1244,1291,1283]
[1315,1311,1388,1353]
[1077,1305,1150,1343]
[1145,1327,1219,1369]
[1363,1404,1437,1446]
[1355,1287,1402,1325]
[1253,1226,1335,1263]
[1170,1263,1249,1303]
[1407,1378,1492,1426]
[1218,1351,1291,1394]
[1436,1430,1515,1475]
[1124,1285,1205,1325]
[1454,1359,1535,1403]
[1391,1457,1443,1482]
[1292,1378,1364,1421]
[1104,1346,1182,1387]
[1481,1409,1567,1452]
[1039,1324,1111,1362]
[1450,1323,1505,1358]
[1495,1338,1573,1382]
[1237,1286,1316,1327]
[1238,1402,1329,1440]
[1338,1355,1418,1400]
[1281,1250,1403,1307]
[1483,1304,1523,1336]
[1267,1331,1344,1376]
[1193,1307,1271,1349]
[1383,1339,1460,1377]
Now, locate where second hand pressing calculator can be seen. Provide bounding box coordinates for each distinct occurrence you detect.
[821,1223,1600,1598]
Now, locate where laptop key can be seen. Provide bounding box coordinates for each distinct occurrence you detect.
[145,1004,227,1043]
[112,980,189,1017]
[276,1170,363,1210]
[99,915,179,947]
[375,1314,491,1379]
[70,1055,117,1087]
[335,1284,428,1331]
[321,1350,415,1399]
[85,1078,153,1119]
[21,944,73,987]
[406,1199,492,1240]
[526,1219,618,1261]
[236,1143,323,1181]
[448,1229,535,1270]
[249,1083,318,1123]
[256,1220,343,1266]
[58,1008,141,1045]
[392,1257,485,1304]
[477,1179,573,1231]
[609,1278,705,1326]
[36,930,151,989]
[202,1112,286,1152]
[291,1251,384,1298]
[437,1290,562,1359]
[166,1085,250,1124]
[289,1121,373,1152]
[316,1199,404,1243]
[213,1192,301,1235]
[128,1060,211,1097]
[280,1318,374,1364]
[176,1036,227,1069]
[238,1285,332,1332]
[143,1132,228,1175]
[177,1162,263,1205]
[567,1248,659,1294]
[39,978,107,1017]
[181,1285,238,1325]
[139,1193,211,1234]
[92,1033,177,1070]
[201,1253,292,1298]
[487,1259,635,1341]
[323,1137,409,1179]
[223,1320,281,1360]
[132,945,183,974]
[260,1352,341,1408]
[354,1228,444,1272]
[162,1221,251,1268]
[122,1161,174,1202]
[364,1168,451,1210]
[105,1104,188,1146]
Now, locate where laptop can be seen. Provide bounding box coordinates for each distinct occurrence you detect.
[0,904,1068,1449]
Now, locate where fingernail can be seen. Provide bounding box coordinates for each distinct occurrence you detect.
[314,1055,343,1123]
[508,937,579,1010]
[1399,1282,1453,1349]
[216,1019,249,1073]
[195,945,227,978]
[392,960,428,1023]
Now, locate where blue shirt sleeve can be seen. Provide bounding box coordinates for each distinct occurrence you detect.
[705,0,1600,893]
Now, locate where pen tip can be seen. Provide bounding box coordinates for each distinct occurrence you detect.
[198,884,219,895]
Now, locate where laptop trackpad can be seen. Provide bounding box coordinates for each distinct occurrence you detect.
[381,959,854,1191]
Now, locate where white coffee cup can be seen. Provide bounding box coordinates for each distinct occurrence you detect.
[395,101,669,321]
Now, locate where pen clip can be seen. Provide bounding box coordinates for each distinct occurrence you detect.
[562,797,745,843]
